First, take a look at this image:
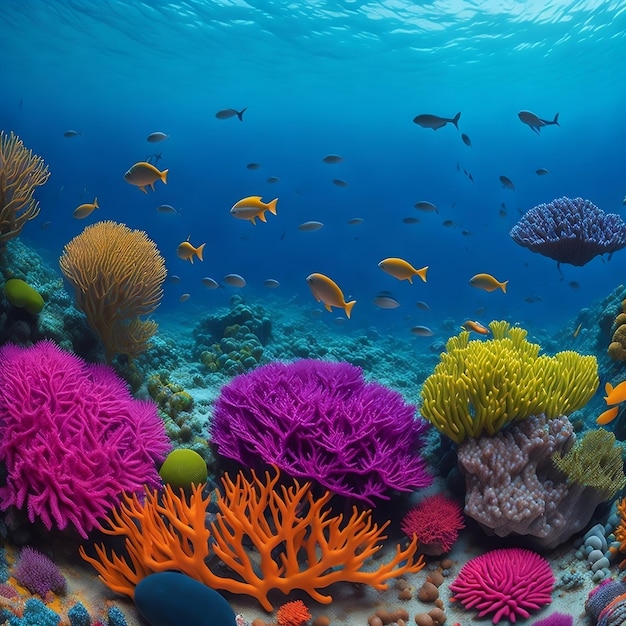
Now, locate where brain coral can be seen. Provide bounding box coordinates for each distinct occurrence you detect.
[210,359,432,503]
[0,341,170,538]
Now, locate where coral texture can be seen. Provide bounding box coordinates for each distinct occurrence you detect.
[210,359,432,503]
[276,600,311,626]
[531,612,573,626]
[0,130,50,243]
[458,414,619,549]
[0,341,170,538]
[420,320,598,444]
[585,578,626,626]
[13,547,66,597]
[59,220,167,361]
[80,467,425,611]
[400,493,465,555]
[449,547,554,623]
[510,196,626,266]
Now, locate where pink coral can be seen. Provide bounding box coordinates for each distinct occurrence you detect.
[449,547,554,623]
[400,493,464,555]
[0,341,170,538]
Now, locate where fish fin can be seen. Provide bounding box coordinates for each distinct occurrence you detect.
[597,405,619,425]
[140,186,148,193]
[160,169,169,184]
[344,300,356,319]
[606,382,614,396]
[452,112,461,129]
[417,266,428,282]
[532,126,541,136]
[188,256,194,264]
[267,198,278,215]
[258,211,267,222]
[324,303,333,313]
[196,243,205,262]
[500,280,508,293]
[552,112,560,126]
[249,216,257,225]
[236,107,248,121]
[150,182,155,191]
[406,276,414,284]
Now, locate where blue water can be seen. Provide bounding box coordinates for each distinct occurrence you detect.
[1,0,626,337]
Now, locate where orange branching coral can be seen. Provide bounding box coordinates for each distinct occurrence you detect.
[0,130,50,243]
[276,600,311,626]
[59,220,166,361]
[613,497,626,568]
[79,467,424,611]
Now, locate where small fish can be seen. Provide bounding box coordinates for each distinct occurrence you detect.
[266,176,280,184]
[462,320,490,335]
[224,274,246,288]
[373,295,400,309]
[167,275,181,284]
[306,273,356,319]
[179,293,190,302]
[124,162,168,193]
[499,209,507,217]
[73,197,99,219]
[63,129,83,138]
[402,217,420,224]
[461,133,472,147]
[415,300,431,311]
[499,175,515,190]
[322,154,343,164]
[573,322,583,338]
[332,178,348,187]
[569,281,580,289]
[623,196,626,206]
[230,196,278,225]
[201,277,219,289]
[468,172,474,183]
[146,131,169,143]
[536,168,550,176]
[413,112,461,130]
[347,217,364,225]
[411,325,434,337]
[176,237,205,263]
[414,200,438,213]
[597,405,620,425]
[518,110,560,135]
[215,107,247,121]
[40,220,52,230]
[469,273,508,293]
[379,258,428,283]
[264,278,280,288]
[156,204,178,214]
[605,381,626,405]
[442,219,455,227]
[246,162,261,170]
[298,221,324,232]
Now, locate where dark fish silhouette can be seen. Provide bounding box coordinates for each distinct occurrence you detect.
[413,112,461,130]
[518,110,560,135]
[499,175,515,190]
[461,133,472,147]
[215,107,247,121]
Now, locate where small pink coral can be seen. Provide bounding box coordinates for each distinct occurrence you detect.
[449,547,554,623]
[400,493,464,555]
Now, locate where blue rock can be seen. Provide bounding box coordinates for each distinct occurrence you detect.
[134,572,237,626]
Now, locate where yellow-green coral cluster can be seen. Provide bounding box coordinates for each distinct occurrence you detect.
[147,373,194,419]
[420,321,599,444]
[552,428,626,499]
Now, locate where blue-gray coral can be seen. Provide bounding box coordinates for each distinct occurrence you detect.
[510,196,626,266]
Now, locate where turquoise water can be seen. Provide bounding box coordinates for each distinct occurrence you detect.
[1,0,626,335]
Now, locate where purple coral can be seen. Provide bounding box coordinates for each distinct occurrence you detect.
[210,359,432,503]
[531,613,573,626]
[0,341,171,538]
[510,196,626,266]
[13,546,66,597]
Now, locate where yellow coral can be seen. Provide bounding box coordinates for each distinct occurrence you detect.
[59,220,166,361]
[420,321,598,444]
[79,467,424,611]
[0,131,50,243]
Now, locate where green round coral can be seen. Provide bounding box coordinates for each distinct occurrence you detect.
[159,449,208,491]
[4,278,45,314]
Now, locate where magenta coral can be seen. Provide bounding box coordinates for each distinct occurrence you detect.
[210,359,432,503]
[0,341,170,538]
[400,493,465,555]
[449,547,554,623]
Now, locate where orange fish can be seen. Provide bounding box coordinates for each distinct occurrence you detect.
[378,258,428,283]
[597,405,620,425]
[73,197,99,219]
[230,196,278,225]
[462,320,490,335]
[306,273,356,319]
[605,380,626,406]
[123,162,168,193]
[176,237,205,264]
[469,273,508,293]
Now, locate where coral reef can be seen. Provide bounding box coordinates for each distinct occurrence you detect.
[210,358,432,503]
[80,467,424,611]
[420,320,598,444]
[12,547,66,597]
[585,578,626,625]
[59,220,167,362]
[608,296,626,361]
[0,341,170,538]
[449,547,554,623]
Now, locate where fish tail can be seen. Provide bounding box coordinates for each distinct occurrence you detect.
[93,197,98,208]
[196,243,205,262]
[597,405,619,425]
[552,112,560,126]
[452,112,461,129]
[236,107,248,121]
[160,169,169,184]
[417,266,428,282]
[344,300,357,319]
[267,198,278,215]
[500,280,508,293]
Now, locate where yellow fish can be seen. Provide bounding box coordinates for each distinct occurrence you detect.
[469,273,508,293]
[604,380,626,406]
[597,405,620,425]
[230,196,278,225]
[123,162,168,193]
[176,237,205,264]
[73,197,99,219]
[378,258,428,283]
[306,273,356,319]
